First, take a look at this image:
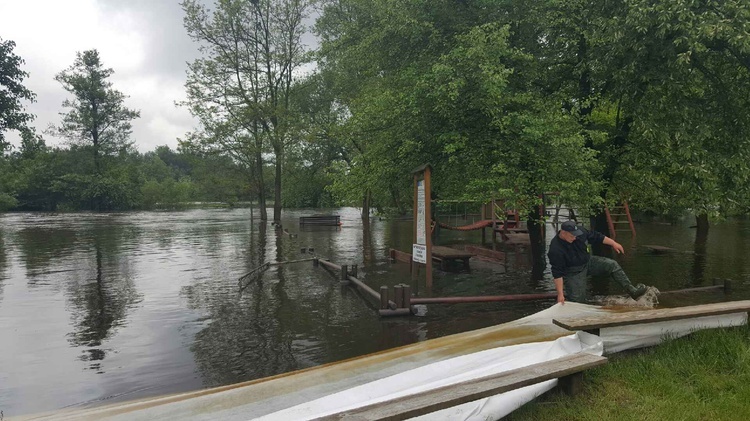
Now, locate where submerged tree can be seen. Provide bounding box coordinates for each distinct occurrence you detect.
[53,50,140,174]
[0,38,36,151]
[182,0,315,223]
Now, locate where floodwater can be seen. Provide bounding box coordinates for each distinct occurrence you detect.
[1,208,749,417]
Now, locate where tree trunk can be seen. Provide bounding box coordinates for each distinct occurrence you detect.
[255,150,268,221]
[362,189,371,221]
[273,147,282,223]
[527,205,547,280]
[692,213,709,286]
[695,213,709,238]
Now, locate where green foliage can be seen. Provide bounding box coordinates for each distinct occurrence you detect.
[0,192,17,211]
[316,1,602,216]
[181,0,317,220]
[0,37,36,151]
[52,50,140,171]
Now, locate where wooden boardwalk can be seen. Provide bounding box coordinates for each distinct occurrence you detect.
[316,353,607,421]
[553,300,750,335]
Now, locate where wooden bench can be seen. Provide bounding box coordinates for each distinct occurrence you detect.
[314,353,607,421]
[553,300,750,336]
[300,215,341,226]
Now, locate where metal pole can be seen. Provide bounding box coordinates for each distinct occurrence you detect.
[411,293,557,304]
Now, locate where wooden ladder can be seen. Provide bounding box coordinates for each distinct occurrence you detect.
[604,201,636,240]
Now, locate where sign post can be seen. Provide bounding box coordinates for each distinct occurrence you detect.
[412,164,433,288]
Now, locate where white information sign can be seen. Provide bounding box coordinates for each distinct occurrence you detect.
[412,244,427,263]
[416,181,426,245]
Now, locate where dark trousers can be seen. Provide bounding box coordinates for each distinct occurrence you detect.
[564,256,634,303]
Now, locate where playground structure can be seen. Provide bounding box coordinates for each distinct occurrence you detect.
[252,165,645,318]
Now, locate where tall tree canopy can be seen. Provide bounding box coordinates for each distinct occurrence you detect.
[181,0,316,222]
[0,38,35,151]
[315,0,602,220]
[313,0,750,234]
[53,49,140,173]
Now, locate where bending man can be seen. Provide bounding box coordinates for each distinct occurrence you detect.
[548,221,648,304]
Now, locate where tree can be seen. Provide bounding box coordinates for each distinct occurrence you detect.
[0,38,35,151]
[315,1,602,222]
[53,50,140,174]
[182,0,315,223]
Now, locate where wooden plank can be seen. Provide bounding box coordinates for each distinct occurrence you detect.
[465,245,506,261]
[644,244,678,253]
[553,300,750,331]
[431,246,474,259]
[315,353,606,421]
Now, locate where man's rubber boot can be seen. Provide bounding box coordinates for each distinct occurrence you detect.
[628,283,648,300]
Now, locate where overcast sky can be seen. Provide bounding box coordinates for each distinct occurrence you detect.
[0,0,206,152]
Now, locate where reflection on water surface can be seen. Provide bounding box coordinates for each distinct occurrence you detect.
[0,209,748,415]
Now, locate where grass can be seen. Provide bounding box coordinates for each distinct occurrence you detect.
[506,324,750,421]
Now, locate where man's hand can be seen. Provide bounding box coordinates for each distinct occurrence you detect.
[557,292,565,305]
[603,236,625,254]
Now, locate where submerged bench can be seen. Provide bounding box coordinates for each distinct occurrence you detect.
[300,215,341,226]
[431,245,474,270]
[553,300,750,336]
[315,353,607,421]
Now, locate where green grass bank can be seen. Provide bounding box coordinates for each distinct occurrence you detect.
[507,324,750,421]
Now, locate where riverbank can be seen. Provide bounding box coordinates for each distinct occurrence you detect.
[507,324,750,420]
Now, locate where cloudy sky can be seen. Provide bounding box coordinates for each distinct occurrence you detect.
[0,1,205,152]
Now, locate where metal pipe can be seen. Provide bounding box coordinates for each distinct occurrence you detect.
[411,293,557,304]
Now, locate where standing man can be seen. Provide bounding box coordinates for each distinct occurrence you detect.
[548,220,648,304]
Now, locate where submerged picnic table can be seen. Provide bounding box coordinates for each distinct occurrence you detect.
[431,246,474,270]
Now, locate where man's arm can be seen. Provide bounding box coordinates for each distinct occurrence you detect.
[554,277,565,304]
[602,236,625,254]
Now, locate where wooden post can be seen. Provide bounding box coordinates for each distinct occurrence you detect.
[340,265,348,283]
[559,372,584,395]
[402,284,411,308]
[412,164,433,289]
[394,285,404,308]
[412,172,419,283]
[491,199,497,251]
[380,286,389,310]
[313,258,319,267]
[424,166,433,288]
[351,264,358,278]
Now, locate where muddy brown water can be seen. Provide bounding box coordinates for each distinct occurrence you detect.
[1,208,748,416]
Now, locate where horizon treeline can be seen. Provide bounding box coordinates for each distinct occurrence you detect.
[2,1,750,231]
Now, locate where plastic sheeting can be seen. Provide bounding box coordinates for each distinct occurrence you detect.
[17,302,748,421]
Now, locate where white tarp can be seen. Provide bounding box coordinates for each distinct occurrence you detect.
[17,302,748,421]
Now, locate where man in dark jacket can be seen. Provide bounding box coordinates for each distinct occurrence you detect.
[548,220,648,304]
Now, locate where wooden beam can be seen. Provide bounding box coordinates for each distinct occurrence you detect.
[314,353,607,421]
[553,300,750,332]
